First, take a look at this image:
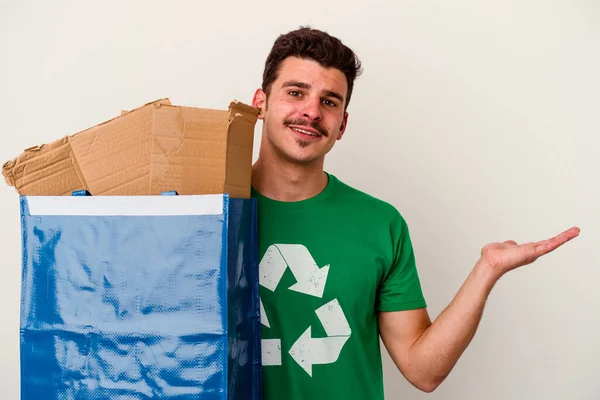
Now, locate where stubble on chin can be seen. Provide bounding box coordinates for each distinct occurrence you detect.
[295,139,312,149]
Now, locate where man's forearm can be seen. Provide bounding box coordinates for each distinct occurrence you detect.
[383,228,578,392]
[408,261,499,389]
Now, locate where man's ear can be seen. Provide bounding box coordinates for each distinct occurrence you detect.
[252,88,267,120]
[337,112,349,140]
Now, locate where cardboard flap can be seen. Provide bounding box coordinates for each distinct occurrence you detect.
[228,100,260,124]
[69,102,158,195]
[150,105,230,195]
[2,137,86,195]
[3,98,257,197]
[225,102,259,198]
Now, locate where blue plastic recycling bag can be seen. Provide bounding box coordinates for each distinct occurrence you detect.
[19,194,261,399]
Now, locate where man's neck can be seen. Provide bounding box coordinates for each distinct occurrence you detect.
[252,157,328,202]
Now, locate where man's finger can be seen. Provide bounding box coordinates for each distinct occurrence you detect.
[504,240,518,245]
[533,227,580,256]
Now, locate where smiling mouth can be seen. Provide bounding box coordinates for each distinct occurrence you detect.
[289,127,322,137]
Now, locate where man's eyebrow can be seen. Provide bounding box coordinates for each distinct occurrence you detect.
[282,81,311,89]
[281,81,345,103]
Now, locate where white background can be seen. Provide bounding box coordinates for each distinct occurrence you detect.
[1,1,598,398]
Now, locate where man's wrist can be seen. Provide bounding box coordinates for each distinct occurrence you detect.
[472,259,502,293]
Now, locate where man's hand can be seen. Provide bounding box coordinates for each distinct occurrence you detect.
[380,226,581,392]
[478,226,580,281]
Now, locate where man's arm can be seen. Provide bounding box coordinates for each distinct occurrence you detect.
[379,227,580,393]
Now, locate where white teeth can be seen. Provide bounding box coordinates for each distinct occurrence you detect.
[292,127,319,136]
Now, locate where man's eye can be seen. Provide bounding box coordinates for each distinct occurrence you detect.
[289,91,302,97]
[323,99,337,108]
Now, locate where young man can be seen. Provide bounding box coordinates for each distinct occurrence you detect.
[250,27,579,398]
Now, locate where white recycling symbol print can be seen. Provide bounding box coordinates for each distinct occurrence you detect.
[259,244,351,377]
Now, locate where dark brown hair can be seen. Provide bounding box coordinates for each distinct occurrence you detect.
[262,27,363,110]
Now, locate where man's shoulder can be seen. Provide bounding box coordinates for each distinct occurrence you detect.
[329,174,405,221]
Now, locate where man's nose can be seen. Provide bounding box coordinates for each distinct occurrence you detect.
[301,97,322,121]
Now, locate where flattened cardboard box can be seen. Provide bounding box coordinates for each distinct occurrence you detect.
[2,98,259,198]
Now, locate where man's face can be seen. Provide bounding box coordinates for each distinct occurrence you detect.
[253,56,349,165]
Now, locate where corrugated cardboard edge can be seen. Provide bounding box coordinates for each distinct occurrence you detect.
[228,100,260,124]
[225,100,260,198]
[2,98,171,194]
[119,97,170,116]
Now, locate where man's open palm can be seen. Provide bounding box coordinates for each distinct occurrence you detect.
[480,227,580,278]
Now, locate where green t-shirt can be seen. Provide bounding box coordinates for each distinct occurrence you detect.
[252,173,427,400]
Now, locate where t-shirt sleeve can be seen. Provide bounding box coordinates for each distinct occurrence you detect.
[376,213,427,312]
